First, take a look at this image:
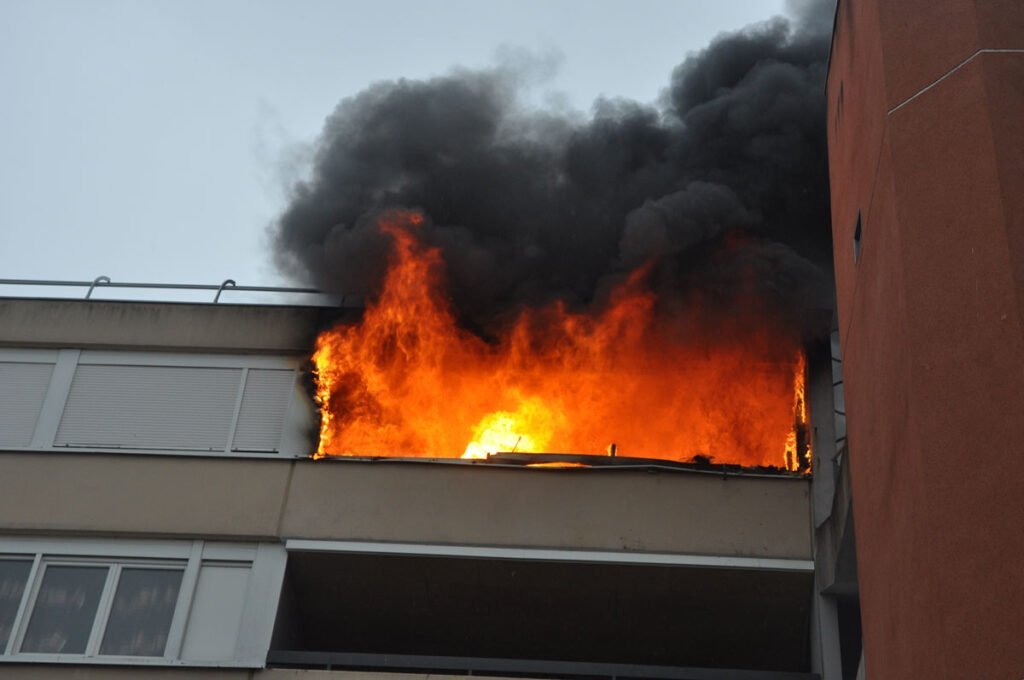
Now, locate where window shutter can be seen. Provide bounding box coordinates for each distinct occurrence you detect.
[0,362,54,447]
[179,564,250,661]
[54,365,241,451]
[231,369,295,452]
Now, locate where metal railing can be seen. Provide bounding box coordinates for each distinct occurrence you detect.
[267,650,819,680]
[0,276,343,306]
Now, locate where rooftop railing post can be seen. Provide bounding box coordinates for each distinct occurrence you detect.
[214,279,236,303]
[85,276,110,299]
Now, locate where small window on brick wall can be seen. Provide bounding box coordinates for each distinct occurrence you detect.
[853,212,863,263]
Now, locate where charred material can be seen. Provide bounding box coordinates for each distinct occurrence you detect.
[486,452,810,476]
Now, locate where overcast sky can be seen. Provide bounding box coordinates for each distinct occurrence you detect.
[0,0,784,302]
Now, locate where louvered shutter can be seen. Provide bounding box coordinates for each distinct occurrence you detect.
[0,362,55,447]
[54,365,241,451]
[231,369,295,452]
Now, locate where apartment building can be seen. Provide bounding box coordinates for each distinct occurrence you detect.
[0,294,838,680]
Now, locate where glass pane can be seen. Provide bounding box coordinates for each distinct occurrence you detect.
[0,560,32,651]
[100,568,183,657]
[21,565,107,654]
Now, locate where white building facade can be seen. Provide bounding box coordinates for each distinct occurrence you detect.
[0,296,821,680]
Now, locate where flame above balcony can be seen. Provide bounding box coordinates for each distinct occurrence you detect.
[313,210,810,471]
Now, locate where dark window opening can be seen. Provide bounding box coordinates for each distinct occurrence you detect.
[853,213,863,263]
[837,596,862,680]
[270,551,814,675]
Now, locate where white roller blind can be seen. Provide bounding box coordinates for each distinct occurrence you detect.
[180,564,250,662]
[231,369,295,452]
[54,365,242,451]
[0,362,54,447]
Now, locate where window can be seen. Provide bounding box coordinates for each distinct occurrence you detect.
[0,354,56,447]
[0,349,312,458]
[853,212,862,263]
[0,560,32,650]
[13,562,186,657]
[9,558,188,659]
[100,567,183,656]
[0,538,286,667]
[55,365,243,451]
[21,564,115,654]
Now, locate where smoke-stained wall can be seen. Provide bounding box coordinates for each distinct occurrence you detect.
[272,0,836,339]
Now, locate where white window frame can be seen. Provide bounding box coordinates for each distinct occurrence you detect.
[0,348,313,459]
[11,557,188,660]
[0,537,286,668]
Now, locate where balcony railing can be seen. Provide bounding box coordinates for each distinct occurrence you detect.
[0,276,346,306]
[267,650,819,680]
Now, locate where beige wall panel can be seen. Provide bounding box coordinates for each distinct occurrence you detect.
[0,453,290,539]
[281,462,812,559]
[0,453,811,558]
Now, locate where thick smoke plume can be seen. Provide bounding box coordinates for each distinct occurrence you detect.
[273,0,835,339]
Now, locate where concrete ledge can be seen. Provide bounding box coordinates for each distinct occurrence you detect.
[0,452,291,539]
[0,298,341,353]
[0,666,818,680]
[0,453,812,560]
[0,668,251,679]
[282,460,812,559]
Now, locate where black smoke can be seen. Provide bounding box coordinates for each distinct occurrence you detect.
[272,0,836,338]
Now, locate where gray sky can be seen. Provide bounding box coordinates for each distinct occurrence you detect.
[0,0,783,302]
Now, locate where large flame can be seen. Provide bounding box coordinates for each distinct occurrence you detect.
[313,211,811,470]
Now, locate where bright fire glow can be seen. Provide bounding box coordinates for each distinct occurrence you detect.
[783,353,811,471]
[313,210,811,471]
[463,393,564,459]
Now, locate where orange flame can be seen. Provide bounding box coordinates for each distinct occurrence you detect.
[782,352,812,472]
[313,210,810,470]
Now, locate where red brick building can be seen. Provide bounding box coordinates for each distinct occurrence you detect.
[827,1,1024,677]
